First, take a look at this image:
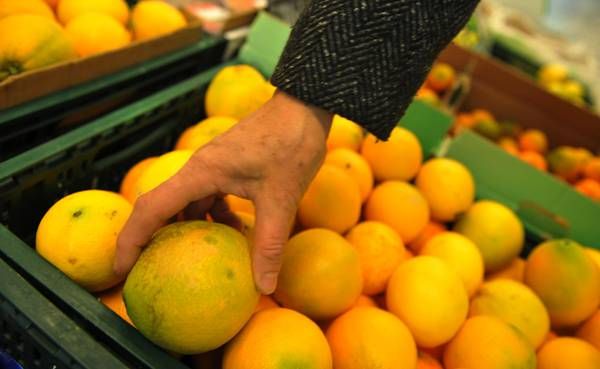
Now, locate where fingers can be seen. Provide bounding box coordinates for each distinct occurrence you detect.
[251,192,296,294]
[209,197,243,231]
[114,163,216,276]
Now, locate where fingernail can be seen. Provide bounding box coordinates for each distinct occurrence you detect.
[259,272,278,294]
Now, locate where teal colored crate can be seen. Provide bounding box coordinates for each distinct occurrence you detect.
[444,130,600,249]
[0,36,226,161]
[0,257,130,369]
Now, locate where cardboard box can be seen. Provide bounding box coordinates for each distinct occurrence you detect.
[0,20,204,110]
[438,43,600,153]
[184,1,265,34]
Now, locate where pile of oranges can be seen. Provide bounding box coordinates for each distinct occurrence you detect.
[36,64,600,369]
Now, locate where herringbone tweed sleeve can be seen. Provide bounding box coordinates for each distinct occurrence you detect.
[271,0,479,140]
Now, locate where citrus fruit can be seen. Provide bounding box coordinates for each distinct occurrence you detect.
[135,150,193,197]
[417,351,443,369]
[225,195,255,215]
[65,12,130,58]
[361,126,422,181]
[524,239,600,328]
[58,0,129,25]
[205,64,270,120]
[444,315,537,369]
[36,190,132,292]
[575,178,600,201]
[386,256,469,347]
[519,150,548,171]
[407,221,446,254]
[324,148,373,202]
[123,221,259,354]
[583,158,600,181]
[0,0,54,20]
[119,157,157,204]
[538,63,568,86]
[586,247,600,271]
[223,308,332,369]
[454,200,524,272]
[326,307,417,369]
[326,115,364,152]
[518,129,548,153]
[352,295,377,308]
[274,228,362,320]
[175,116,238,151]
[0,14,76,81]
[97,283,133,325]
[421,231,484,296]
[298,164,361,233]
[415,87,440,106]
[345,221,406,295]
[547,146,590,181]
[470,278,550,348]
[426,63,455,92]
[254,295,278,313]
[365,181,429,244]
[486,257,526,282]
[537,337,600,369]
[576,310,600,350]
[415,158,475,222]
[131,0,187,41]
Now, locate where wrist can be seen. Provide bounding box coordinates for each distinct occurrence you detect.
[272,89,334,136]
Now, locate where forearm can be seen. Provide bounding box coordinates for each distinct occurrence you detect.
[271,0,479,139]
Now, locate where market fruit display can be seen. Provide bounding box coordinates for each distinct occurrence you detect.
[0,0,187,81]
[123,221,259,354]
[0,14,76,81]
[35,63,600,367]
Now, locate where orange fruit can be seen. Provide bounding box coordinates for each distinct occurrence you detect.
[223,308,332,369]
[365,181,429,244]
[361,126,423,181]
[469,279,550,348]
[416,158,475,222]
[524,239,600,328]
[324,148,373,202]
[541,331,559,348]
[0,14,76,82]
[123,221,259,354]
[326,115,364,152]
[547,146,591,182]
[518,129,548,153]
[415,87,440,106]
[58,0,129,25]
[119,157,157,204]
[421,231,484,297]
[274,228,363,320]
[386,256,469,347]
[498,136,519,155]
[345,221,406,295]
[326,307,417,369]
[0,0,54,20]
[254,295,279,313]
[426,63,455,92]
[352,295,377,308]
[486,257,526,282]
[471,109,495,123]
[454,200,524,272]
[135,150,193,198]
[36,190,132,292]
[583,157,600,181]
[407,221,446,254]
[298,164,361,234]
[537,337,600,369]
[175,116,238,151]
[444,315,536,369]
[225,195,255,215]
[205,64,270,120]
[586,247,600,271]
[417,351,443,369]
[576,310,600,350]
[97,283,133,325]
[131,0,186,41]
[65,12,130,57]
[453,113,475,133]
[44,0,58,10]
[519,150,548,171]
[574,178,600,201]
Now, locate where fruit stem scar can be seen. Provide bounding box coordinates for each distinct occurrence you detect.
[73,209,83,218]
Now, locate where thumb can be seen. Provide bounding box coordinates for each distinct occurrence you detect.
[252,193,297,294]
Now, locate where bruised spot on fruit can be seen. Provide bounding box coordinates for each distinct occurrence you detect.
[68,257,77,265]
[345,163,352,169]
[72,209,83,218]
[226,268,235,280]
[107,210,118,220]
[204,235,218,245]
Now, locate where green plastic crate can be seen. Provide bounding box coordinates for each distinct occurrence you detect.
[0,36,227,161]
[0,64,236,369]
[443,130,600,250]
[0,257,130,369]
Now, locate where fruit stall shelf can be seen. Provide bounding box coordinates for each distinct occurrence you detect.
[0,257,130,369]
[0,36,227,162]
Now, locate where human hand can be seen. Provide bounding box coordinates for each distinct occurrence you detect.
[114,90,332,294]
